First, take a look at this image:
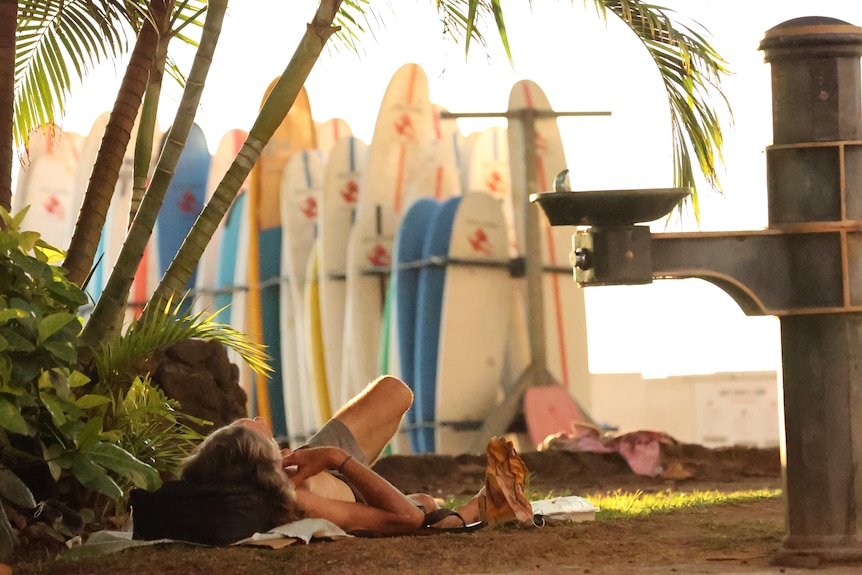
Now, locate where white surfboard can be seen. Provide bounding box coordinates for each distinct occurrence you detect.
[314,118,352,159]
[14,128,81,249]
[466,126,517,257]
[361,62,434,215]
[66,113,111,249]
[435,192,513,454]
[340,204,398,407]
[194,129,249,315]
[341,63,434,398]
[507,79,591,415]
[280,149,325,443]
[318,136,368,413]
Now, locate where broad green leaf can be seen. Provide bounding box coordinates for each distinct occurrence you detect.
[0,309,27,324]
[85,442,161,491]
[0,396,30,435]
[40,391,67,427]
[18,231,40,252]
[41,441,64,481]
[0,328,35,352]
[42,340,78,364]
[37,312,77,341]
[0,466,36,508]
[70,453,123,500]
[74,416,103,450]
[67,370,91,388]
[76,394,111,409]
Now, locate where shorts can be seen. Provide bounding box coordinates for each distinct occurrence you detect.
[301,419,368,466]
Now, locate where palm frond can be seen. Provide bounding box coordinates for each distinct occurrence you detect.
[14,0,131,149]
[93,296,271,390]
[589,0,732,214]
[327,0,382,56]
[438,1,496,59]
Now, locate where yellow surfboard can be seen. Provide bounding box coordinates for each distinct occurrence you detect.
[246,79,316,437]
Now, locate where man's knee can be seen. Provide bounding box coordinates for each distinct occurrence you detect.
[372,375,413,413]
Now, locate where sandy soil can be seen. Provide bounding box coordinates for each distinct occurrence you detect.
[11,443,858,575]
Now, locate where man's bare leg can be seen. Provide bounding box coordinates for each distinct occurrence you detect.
[332,375,413,465]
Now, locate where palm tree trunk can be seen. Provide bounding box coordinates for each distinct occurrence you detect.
[0,0,17,213]
[132,0,174,223]
[139,0,344,324]
[81,0,229,348]
[62,13,160,286]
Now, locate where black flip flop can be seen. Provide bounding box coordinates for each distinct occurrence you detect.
[417,508,485,535]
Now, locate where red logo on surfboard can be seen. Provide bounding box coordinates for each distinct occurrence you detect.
[340,180,359,204]
[468,228,493,255]
[394,113,415,140]
[485,170,506,195]
[43,194,64,218]
[178,191,199,214]
[301,196,317,219]
[366,244,391,267]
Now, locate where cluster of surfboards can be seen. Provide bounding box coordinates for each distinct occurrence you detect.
[11,113,208,327]
[13,63,590,455]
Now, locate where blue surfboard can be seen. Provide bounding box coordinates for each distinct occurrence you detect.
[155,123,211,313]
[393,198,441,452]
[214,192,246,323]
[413,196,461,453]
[259,226,286,437]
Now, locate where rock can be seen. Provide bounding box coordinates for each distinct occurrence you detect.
[150,339,247,433]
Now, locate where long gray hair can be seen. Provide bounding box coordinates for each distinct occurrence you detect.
[182,424,303,524]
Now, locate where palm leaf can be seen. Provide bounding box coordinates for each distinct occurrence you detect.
[14,0,129,150]
[588,0,732,216]
[93,296,271,391]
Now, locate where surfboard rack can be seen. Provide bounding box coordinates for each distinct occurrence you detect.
[356,258,574,276]
[441,107,610,452]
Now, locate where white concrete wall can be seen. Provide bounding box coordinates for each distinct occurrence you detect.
[589,371,780,447]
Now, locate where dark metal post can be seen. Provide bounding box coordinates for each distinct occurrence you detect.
[760,17,862,556]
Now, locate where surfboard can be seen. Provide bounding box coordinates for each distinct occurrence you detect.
[430,104,463,182]
[340,63,433,401]
[154,123,210,315]
[361,62,433,214]
[13,127,81,250]
[391,197,441,452]
[67,114,110,246]
[194,129,249,315]
[318,136,367,414]
[279,149,325,444]
[211,190,254,413]
[13,125,65,215]
[466,126,517,257]
[248,80,316,439]
[434,192,513,455]
[386,159,462,386]
[507,79,592,446]
[340,204,397,408]
[303,244,331,424]
[413,196,461,453]
[314,118,352,159]
[101,115,147,313]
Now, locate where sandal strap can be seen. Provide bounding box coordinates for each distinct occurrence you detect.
[422,508,466,528]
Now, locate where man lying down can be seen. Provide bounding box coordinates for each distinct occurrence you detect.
[130,376,534,545]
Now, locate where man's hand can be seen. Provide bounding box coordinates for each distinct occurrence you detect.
[282,446,345,486]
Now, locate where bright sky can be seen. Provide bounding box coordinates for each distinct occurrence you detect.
[16,0,862,377]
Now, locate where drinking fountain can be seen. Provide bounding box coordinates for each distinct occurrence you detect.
[532,16,862,561]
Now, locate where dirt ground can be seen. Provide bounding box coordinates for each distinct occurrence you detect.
[10,443,860,575]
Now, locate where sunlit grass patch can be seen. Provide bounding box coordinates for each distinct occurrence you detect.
[585,489,782,520]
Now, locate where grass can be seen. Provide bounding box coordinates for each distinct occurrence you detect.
[441,485,783,522]
[585,488,782,520]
